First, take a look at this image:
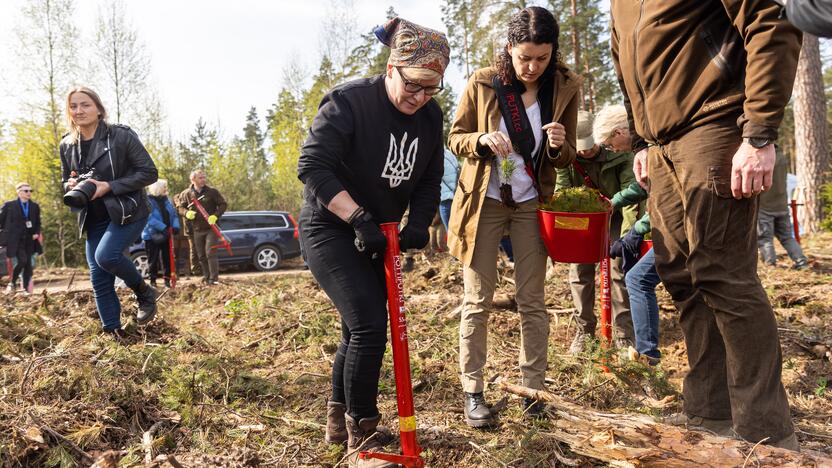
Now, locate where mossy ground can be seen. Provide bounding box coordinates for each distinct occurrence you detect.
[1,234,830,466]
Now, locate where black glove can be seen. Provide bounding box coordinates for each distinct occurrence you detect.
[398,224,429,251]
[173,227,180,236]
[611,229,644,274]
[350,209,386,258]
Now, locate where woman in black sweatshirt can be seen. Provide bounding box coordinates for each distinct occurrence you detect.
[297,17,448,466]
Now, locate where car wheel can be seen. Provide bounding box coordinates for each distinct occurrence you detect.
[131,251,150,278]
[253,245,281,271]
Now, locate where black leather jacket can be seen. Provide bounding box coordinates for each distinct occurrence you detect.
[60,122,158,236]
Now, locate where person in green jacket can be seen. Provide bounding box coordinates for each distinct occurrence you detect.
[556,108,641,354]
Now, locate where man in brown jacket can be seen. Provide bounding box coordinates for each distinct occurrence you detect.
[176,170,227,285]
[611,0,801,450]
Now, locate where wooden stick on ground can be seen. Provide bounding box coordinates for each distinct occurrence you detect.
[498,380,832,468]
[27,413,94,465]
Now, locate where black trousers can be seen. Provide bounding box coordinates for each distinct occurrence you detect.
[299,205,388,421]
[12,249,33,288]
[147,239,172,282]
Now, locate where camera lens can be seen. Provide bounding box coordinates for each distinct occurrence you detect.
[62,180,97,208]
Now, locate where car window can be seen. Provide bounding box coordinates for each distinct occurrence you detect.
[218,216,248,230]
[253,215,288,229]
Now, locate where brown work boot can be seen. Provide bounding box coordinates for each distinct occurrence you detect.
[344,414,395,467]
[325,400,347,444]
[769,433,800,451]
[662,412,733,436]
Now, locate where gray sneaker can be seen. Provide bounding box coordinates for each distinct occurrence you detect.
[568,331,593,356]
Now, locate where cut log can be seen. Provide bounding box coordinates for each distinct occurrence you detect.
[498,380,832,468]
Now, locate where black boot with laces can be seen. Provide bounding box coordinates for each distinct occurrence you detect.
[464,392,495,428]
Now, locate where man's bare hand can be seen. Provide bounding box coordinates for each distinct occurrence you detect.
[633,148,649,190]
[731,142,774,199]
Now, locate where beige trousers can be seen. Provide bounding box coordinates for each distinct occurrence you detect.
[459,198,549,393]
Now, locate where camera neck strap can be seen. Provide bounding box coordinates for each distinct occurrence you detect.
[492,75,542,202]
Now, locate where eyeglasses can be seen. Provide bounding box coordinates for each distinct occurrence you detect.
[19,189,32,193]
[396,67,444,96]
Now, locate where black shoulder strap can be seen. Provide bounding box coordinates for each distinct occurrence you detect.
[572,160,598,190]
[492,75,543,201]
[154,197,172,227]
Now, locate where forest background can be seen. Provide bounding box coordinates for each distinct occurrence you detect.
[0,0,830,268]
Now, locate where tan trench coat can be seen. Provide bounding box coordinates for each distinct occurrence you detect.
[447,66,581,267]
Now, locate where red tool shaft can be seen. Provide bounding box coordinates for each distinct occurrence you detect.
[791,199,801,244]
[599,256,612,345]
[168,227,177,288]
[190,196,232,255]
[360,222,424,468]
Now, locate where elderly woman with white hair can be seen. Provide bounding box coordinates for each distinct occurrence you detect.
[593,104,632,153]
[141,179,180,288]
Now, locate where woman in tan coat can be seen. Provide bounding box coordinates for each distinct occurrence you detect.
[447,6,580,427]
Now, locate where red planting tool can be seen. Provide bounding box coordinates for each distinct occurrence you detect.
[790,199,802,245]
[188,195,232,255]
[360,222,424,468]
[167,227,177,288]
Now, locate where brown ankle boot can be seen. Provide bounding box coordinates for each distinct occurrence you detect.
[344,414,395,467]
[325,401,347,444]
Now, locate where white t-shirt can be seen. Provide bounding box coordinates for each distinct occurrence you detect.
[485,101,543,204]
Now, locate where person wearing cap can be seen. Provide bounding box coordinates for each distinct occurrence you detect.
[0,183,42,294]
[555,108,639,356]
[447,6,579,428]
[297,16,448,466]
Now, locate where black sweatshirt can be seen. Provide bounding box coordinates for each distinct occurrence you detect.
[298,75,444,231]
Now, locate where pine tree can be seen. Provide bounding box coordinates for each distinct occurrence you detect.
[793,34,829,233]
[15,0,82,267]
[441,0,486,78]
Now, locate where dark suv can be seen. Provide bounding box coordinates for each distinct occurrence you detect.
[129,211,301,277]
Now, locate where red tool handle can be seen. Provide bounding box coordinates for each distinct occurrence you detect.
[168,227,177,288]
[599,215,613,372]
[190,196,232,255]
[360,222,424,468]
[790,199,801,245]
[600,256,612,345]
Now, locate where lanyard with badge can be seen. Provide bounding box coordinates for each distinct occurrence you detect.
[20,200,32,229]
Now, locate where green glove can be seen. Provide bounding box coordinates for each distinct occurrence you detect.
[207,214,218,225]
[185,210,197,220]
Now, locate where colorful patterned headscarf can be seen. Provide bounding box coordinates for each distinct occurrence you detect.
[373,17,450,76]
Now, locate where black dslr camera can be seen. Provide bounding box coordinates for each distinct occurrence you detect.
[63,169,98,208]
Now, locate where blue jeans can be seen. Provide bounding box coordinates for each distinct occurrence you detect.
[439,199,453,231]
[85,217,147,330]
[625,247,661,359]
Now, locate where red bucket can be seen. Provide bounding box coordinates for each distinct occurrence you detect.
[537,209,611,264]
[639,239,653,258]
